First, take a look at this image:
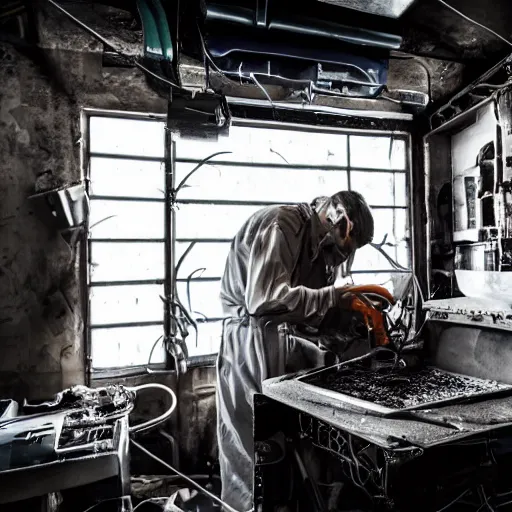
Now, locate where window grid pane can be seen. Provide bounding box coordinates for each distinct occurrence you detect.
[175,125,348,166]
[89,199,165,239]
[175,163,348,203]
[88,116,166,370]
[91,325,165,368]
[89,157,165,199]
[87,116,410,368]
[175,127,410,359]
[90,242,165,282]
[89,117,165,158]
[90,284,164,326]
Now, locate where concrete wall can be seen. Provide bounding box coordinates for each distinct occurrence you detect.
[0,10,218,471]
[0,42,84,400]
[0,7,166,401]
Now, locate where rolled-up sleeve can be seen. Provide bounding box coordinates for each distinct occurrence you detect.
[245,222,337,323]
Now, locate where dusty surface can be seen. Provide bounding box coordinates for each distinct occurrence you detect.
[0,5,166,403]
[303,363,509,410]
[264,372,512,449]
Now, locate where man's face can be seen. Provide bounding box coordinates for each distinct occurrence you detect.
[318,203,358,267]
[321,226,356,267]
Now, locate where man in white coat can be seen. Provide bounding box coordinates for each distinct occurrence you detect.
[216,190,375,511]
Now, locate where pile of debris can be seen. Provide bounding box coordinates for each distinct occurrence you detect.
[304,363,508,410]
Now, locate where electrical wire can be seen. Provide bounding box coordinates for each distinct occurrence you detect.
[186,268,206,311]
[0,5,25,19]
[197,21,399,107]
[175,241,196,275]
[169,147,235,352]
[413,273,425,306]
[197,23,224,76]
[344,459,373,501]
[175,300,198,334]
[198,21,380,94]
[370,243,409,272]
[371,249,426,346]
[161,296,189,341]
[172,295,199,347]
[475,83,512,89]
[174,151,232,195]
[127,383,177,434]
[348,435,368,488]
[81,497,125,512]
[249,72,281,121]
[89,214,116,230]
[133,498,168,510]
[147,335,164,365]
[478,485,495,512]
[46,0,185,91]
[436,488,471,512]
[131,439,246,512]
[436,0,512,49]
[250,72,275,106]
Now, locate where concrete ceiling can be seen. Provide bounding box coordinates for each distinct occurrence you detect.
[1,0,511,113]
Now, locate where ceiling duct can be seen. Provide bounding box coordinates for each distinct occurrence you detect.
[204,4,402,49]
[317,0,417,19]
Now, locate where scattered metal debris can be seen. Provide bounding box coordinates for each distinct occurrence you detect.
[302,362,511,411]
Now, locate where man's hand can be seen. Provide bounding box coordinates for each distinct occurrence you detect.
[335,284,355,309]
[335,284,395,306]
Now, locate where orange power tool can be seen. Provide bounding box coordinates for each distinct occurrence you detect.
[342,285,396,347]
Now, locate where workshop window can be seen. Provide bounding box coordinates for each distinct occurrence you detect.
[86,115,410,369]
[87,115,167,370]
[173,123,411,358]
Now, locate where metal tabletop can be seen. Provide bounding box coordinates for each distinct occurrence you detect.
[263,371,512,450]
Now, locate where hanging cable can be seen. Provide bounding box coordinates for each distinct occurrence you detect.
[436,488,471,512]
[167,150,234,356]
[172,295,199,349]
[197,21,398,107]
[174,151,232,197]
[249,72,274,105]
[161,295,190,341]
[147,335,164,365]
[436,0,512,49]
[250,72,281,121]
[175,241,196,276]
[127,383,177,434]
[133,498,168,510]
[81,498,126,512]
[186,268,206,311]
[46,0,186,91]
[369,233,426,337]
[413,273,425,306]
[131,439,247,512]
[197,22,225,76]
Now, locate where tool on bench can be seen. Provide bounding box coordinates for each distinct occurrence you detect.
[341,284,396,349]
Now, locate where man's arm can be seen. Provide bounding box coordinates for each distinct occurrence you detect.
[244,222,338,324]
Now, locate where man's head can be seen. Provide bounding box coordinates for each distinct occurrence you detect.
[313,190,374,268]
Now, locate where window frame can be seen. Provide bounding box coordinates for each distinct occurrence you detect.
[82,109,413,378]
[169,118,414,365]
[82,108,167,380]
